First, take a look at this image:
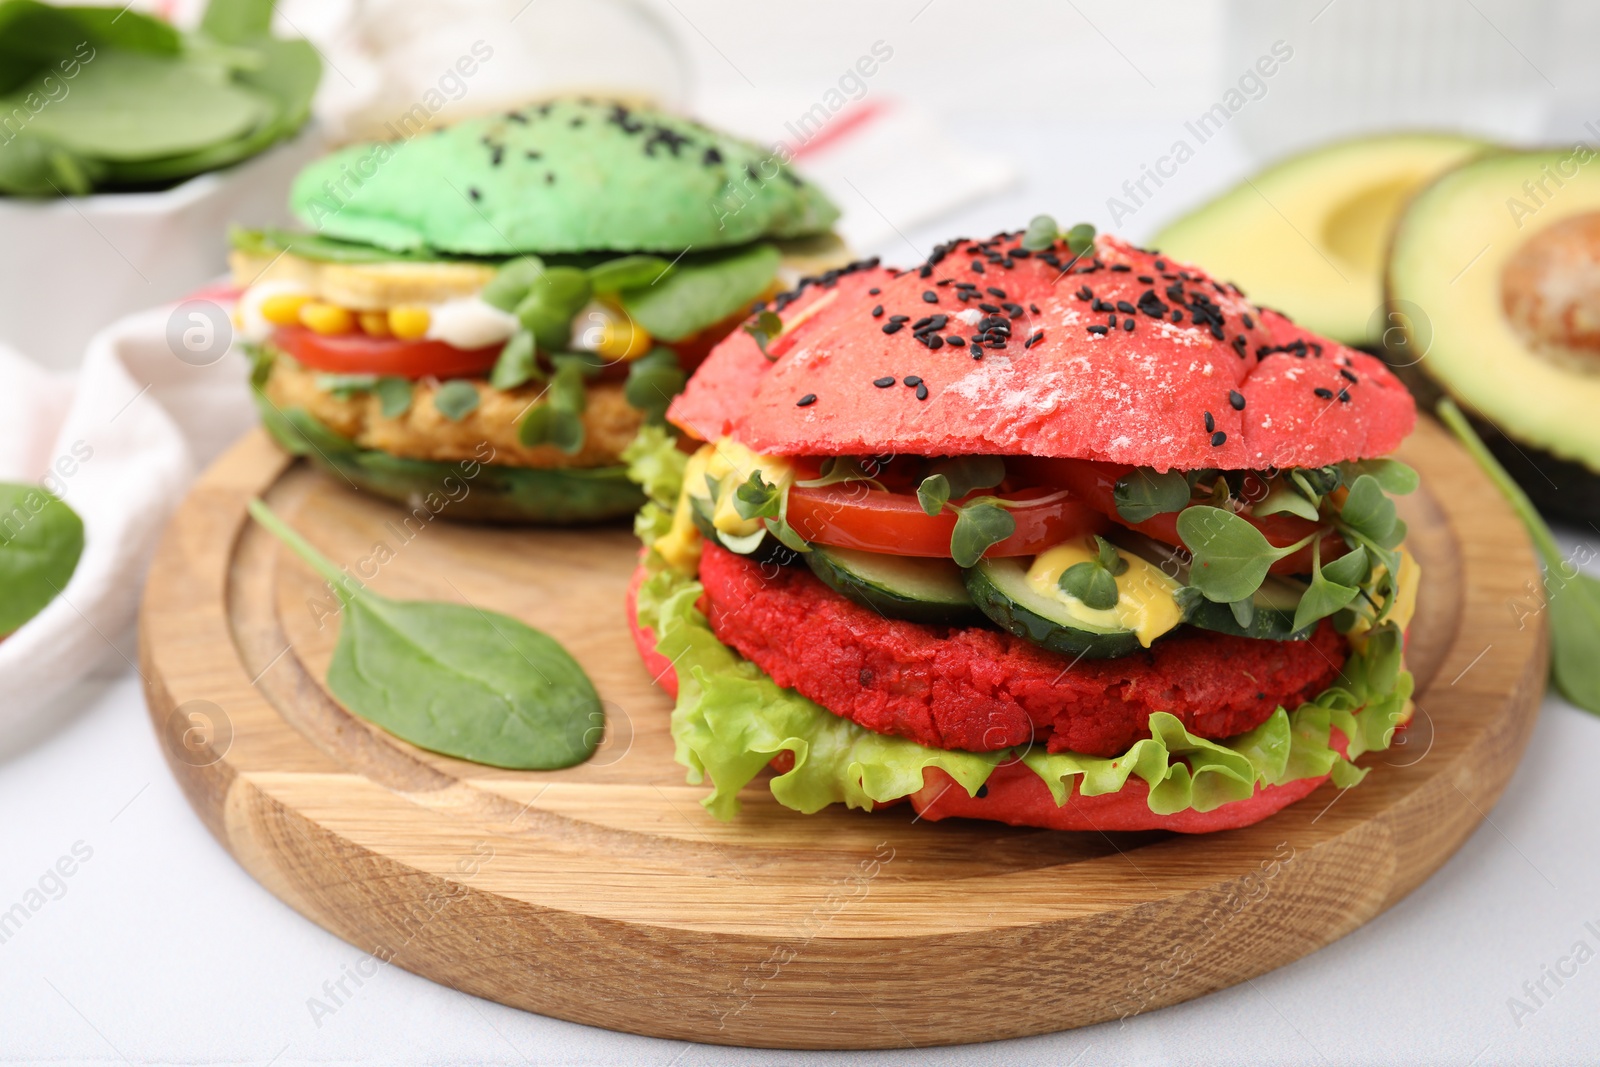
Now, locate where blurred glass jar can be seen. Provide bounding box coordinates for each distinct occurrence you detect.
[1220,0,1559,161]
[310,0,691,143]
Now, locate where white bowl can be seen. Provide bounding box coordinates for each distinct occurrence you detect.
[0,127,326,370]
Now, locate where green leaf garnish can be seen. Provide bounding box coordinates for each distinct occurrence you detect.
[622,347,687,423]
[315,372,379,400]
[1340,474,1401,548]
[432,380,480,422]
[518,358,588,453]
[489,330,539,391]
[619,243,781,343]
[1057,536,1129,610]
[1292,541,1362,634]
[1113,467,1191,523]
[247,501,602,770]
[732,470,783,522]
[743,310,784,361]
[515,266,593,352]
[950,501,1016,568]
[1254,478,1321,521]
[1020,214,1059,251]
[917,456,1006,518]
[481,257,546,313]
[374,376,413,419]
[1064,222,1097,258]
[1176,505,1313,604]
[1341,458,1419,496]
[1437,398,1600,717]
[796,456,887,491]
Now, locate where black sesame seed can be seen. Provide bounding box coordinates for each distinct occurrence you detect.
[868,287,881,296]
[970,344,984,358]
[903,375,922,387]
[1030,303,1041,315]
[915,382,929,400]
[1025,330,1044,348]
[1314,387,1334,399]
[1337,388,1351,403]
[1155,260,1167,270]
[1339,368,1358,383]
[890,315,910,323]
[873,376,895,388]
[971,261,985,273]
[1204,411,1215,433]
[1172,310,1184,323]
[1138,275,1154,283]
[1229,390,1245,410]
[1111,264,1132,272]
[468,187,481,201]
[987,287,1007,298]
[1108,314,1118,328]
[1242,314,1255,329]
[928,335,944,350]
[976,783,989,799]
[702,146,723,165]
[1087,325,1109,335]
[1211,430,1227,447]
[1122,318,1135,332]
[979,303,1001,313]
[797,394,817,407]
[490,146,504,166]
[1116,301,1137,314]
[923,291,939,303]
[882,322,903,334]
[947,335,964,346]
[872,305,884,318]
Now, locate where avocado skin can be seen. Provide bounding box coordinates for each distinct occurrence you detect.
[1372,336,1600,525]
[256,395,644,525]
[963,561,1140,660]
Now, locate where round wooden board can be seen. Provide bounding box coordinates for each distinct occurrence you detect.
[139,417,1546,1050]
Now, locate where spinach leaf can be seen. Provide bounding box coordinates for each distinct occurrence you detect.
[1438,399,1600,717]
[1113,467,1191,523]
[432,380,480,422]
[0,483,84,635]
[950,501,1016,568]
[248,502,601,769]
[588,255,674,292]
[619,243,781,342]
[1176,505,1311,604]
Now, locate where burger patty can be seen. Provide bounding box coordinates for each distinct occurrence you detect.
[264,357,644,469]
[698,543,1347,757]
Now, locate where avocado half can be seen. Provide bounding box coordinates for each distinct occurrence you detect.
[1153,132,1490,346]
[1387,146,1600,523]
[256,393,644,524]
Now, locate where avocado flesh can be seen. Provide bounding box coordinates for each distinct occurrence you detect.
[255,392,644,524]
[1386,148,1600,522]
[1153,132,1489,345]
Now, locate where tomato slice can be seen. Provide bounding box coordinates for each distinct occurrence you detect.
[786,484,1107,558]
[1015,457,1344,574]
[273,326,503,380]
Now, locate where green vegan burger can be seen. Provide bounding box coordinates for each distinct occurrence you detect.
[232,97,843,522]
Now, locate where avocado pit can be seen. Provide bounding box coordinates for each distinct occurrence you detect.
[1501,211,1600,373]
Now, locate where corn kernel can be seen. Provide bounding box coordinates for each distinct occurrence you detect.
[358,311,391,337]
[299,302,355,335]
[388,305,431,341]
[598,314,653,360]
[260,292,312,327]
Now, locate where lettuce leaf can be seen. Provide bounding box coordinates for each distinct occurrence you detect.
[635,546,1414,821]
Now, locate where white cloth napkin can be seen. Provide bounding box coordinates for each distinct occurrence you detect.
[0,303,252,743]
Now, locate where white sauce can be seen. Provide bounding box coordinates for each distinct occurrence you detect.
[426,297,519,349]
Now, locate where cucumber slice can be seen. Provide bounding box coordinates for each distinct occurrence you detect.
[1178,576,1313,641]
[805,545,981,626]
[964,557,1141,659]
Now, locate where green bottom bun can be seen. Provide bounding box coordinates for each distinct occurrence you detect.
[255,394,644,524]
